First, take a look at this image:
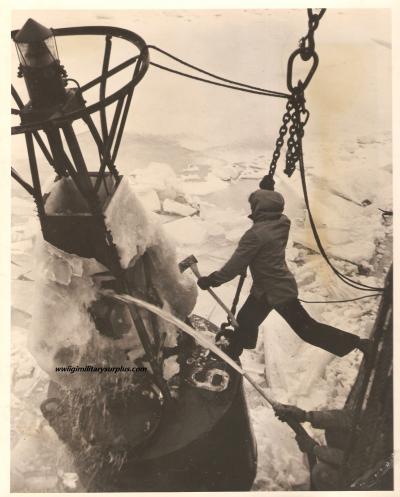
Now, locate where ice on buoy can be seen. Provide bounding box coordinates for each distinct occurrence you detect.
[135,189,161,213]
[29,176,197,388]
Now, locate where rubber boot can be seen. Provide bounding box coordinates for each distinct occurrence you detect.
[216,328,243,359]
[227,337,244,359]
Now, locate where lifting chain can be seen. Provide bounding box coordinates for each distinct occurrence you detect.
[268,99,293,178]
[265,9,325,181]
[268,92,310,178]
[285,92,309,177]
[299,9,326,61]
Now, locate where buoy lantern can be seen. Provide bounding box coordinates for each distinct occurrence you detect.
[13,18,68,114]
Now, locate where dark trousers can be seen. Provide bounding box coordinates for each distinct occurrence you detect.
[236,295,360,357]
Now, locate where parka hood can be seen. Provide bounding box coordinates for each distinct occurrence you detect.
[248,189,284,221]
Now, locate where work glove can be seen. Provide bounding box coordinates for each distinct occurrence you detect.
[197,272,222,290]
[274,403,307,423]
[197,276,213,290]
[259,173,275,191]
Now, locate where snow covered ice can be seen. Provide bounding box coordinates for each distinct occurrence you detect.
[10,8,392,492]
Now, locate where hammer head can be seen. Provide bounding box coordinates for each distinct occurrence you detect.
[179,254,198,273]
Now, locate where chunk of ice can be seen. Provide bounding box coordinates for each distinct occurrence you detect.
[131,162,183,201]
[180,173,228,196]
[163,198,197,217]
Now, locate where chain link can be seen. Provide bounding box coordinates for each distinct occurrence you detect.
[265,9,325,182]
[300,9,326,61]
[285,93,308,176]
[268,100,293,177]
[268,93,309,178]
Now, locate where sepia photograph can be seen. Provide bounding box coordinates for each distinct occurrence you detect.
[8,5,393,493]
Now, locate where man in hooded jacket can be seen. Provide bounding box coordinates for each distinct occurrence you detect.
[197,180,370,358]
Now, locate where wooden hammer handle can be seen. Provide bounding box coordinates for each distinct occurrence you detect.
[190,263,239,329]
[207,288,239,329]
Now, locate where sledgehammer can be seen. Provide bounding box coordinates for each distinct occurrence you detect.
[179,254,239,329]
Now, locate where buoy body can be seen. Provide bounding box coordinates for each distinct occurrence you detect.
[43,315,257,492]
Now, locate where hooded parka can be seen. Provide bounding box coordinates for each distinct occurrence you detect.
[210,189,298,306]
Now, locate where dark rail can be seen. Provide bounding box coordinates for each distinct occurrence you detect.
[11,26,149,135]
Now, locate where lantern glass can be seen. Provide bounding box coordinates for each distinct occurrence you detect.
[17,36,58,68]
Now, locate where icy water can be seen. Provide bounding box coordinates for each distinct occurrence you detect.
[10,8,391,493]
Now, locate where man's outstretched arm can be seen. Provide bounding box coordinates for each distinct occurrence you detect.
[199,229,261,289]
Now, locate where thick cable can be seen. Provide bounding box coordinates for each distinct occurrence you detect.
[149,61,289,99]
[148,44,290,99]
[299,294,381,304]
[296,118,384,292]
